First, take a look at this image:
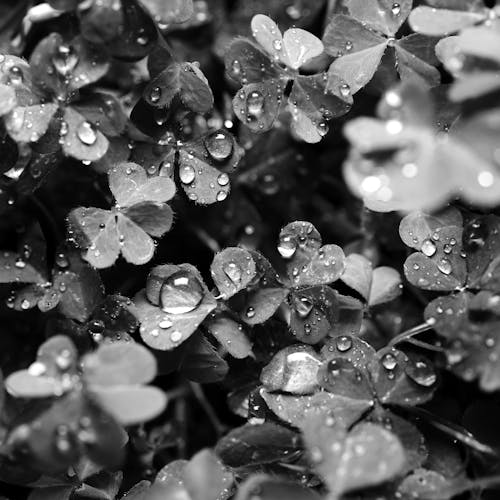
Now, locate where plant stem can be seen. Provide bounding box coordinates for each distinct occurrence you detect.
[387,322,433,349]
[189,382,227,437]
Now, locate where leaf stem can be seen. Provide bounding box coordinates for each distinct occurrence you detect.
[401,406,497,457]
[189,382,227,437]
[387,322,433,349]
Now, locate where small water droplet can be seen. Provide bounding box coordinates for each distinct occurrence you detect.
[437,258,452,275]
[204,130,233,161]
[52,44,79,77]
[293,296,313,318]
[247,90,265,117]
[381,352,397,370]
[223,261,242,286]
[76,121,97,146]
[179,164,196,184]
[150,86,161,103]
[391,2,401,15]
[335,336,352,352]
[278,236,296,259]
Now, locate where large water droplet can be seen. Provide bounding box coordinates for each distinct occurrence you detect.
[391,2,401,15]
[8,66,23,85]
[160,270,204,315]
[179,164,196,184]
[278,236,296,259]
[421,239,436,257]
[223,261,242,286]
[52,44,79,77]
[335,336,352,352]
[406,359,436,387]
[77,121,97,146]
[437,258,452,275]
[293,296,314,318]
[381,352,397,370]
[247,90,265,117]
[204,130,233,161]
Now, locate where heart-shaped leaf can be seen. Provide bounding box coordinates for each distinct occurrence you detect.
[261,345,322,395]
[302,416,405,497]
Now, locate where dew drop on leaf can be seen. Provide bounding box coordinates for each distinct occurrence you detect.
[273,39,283,51]
[223,261,242,286]
[247,91,265,117]
[159,317,173,329]
[217,173,229,186]
[381,352,397,370]
[8,66,23,85]
[52,44,79,77]
[420,239,437,257]
[278,235,296,258]
[340,83,351,97]
[216,190,228,202]
[406,360,437,387]
[150,86,162,103]
[179,164,196,184]
[170,330,183,343]
[160,270,204,315]
[391,3,401,15]
[437,258,452,275]
[293,296,314,319]
[336,336,353,353]
[204,130,233,161]
[77,121,97,146]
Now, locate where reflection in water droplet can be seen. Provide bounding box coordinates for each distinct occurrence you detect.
[179,165,196,184]
[437,258,452,275]
[52,44,79,77]
[77,121,97,146]
[381,352,397,370]
[247,90,265,117]
[150,86,161,104]
[406,359,437,387]
[223,261,242,286]
[204,130,233,161]
[160,270,204,315]
[391,2,401,15]
[278,235,296,259]
[293,296,314,318]
[336,336,352,352]
[8,66,23,85]
[421,239,436,257]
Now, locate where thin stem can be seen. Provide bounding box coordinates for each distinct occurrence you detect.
[387,322,433,349]
[402,406,497,457]
[189,382,227,437]
[404,338,445,353]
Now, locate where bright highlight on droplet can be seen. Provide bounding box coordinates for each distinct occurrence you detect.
[361,176,382,193]
[386,119,403,135]
[478,171,494,187]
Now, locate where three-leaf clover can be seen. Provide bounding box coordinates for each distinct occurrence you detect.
[225,14,352,143]
[323,0,441,94]
[68,162,175,268]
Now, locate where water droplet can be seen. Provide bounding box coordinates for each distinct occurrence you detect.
[150,86,161,104]
[28,361,46,376]
[159,317,173,329]
[179,165,196,184]
[339,83,350,97]
[52,44,79,77]
[8,66,23,85]
[345,40,353,51]
[293,296,313,318]
[223,261,242,286]
[216,190,228,202]
[247,90,265,117]
[170,330,182,343]
[273,39,282,51]
[381,352,397,370]
[56,349,73,371]
[15,258,26,269]
[89,319,105,335]
[204,130,233,161]
[391,2,401,15]
[406,359,436,387]
[278,236,296,259]
[160,270,204,315]
[335,336,352,352]
[246,307,255,318]
[437,258,452,275]
[217,173,229,186]
[77,121,97,146]
[421,239,436,257]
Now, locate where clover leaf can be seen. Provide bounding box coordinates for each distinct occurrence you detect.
[343,80,500,211]
[324,1,440,95]
[409,1,498,36]
[225,15,351,142]
[302,414,405,499]
[68,162,175,268]
[135,263,217,350]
